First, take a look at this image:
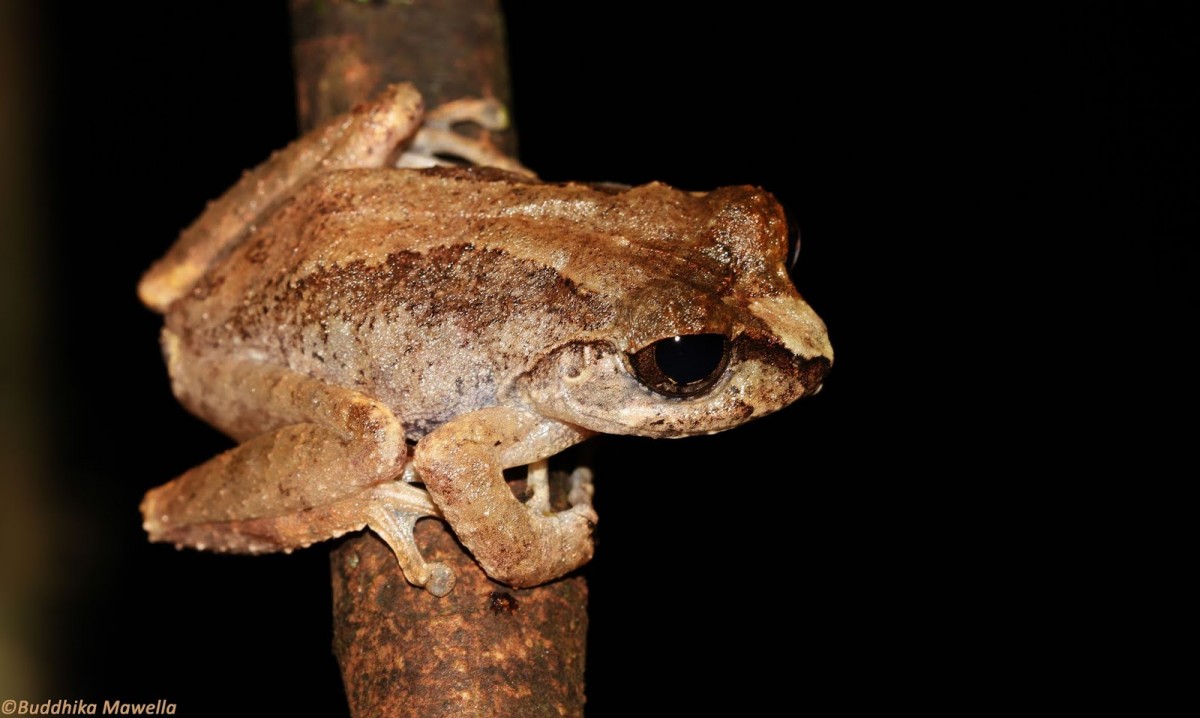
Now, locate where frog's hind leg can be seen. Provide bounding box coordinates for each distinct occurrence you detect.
[141,342,454,594]
[415,407,598,589]
[138,83,427,313]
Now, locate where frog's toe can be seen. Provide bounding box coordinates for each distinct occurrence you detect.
[530,465,595,523]
[369,487,459,596]
[562,468,597,524]
[566,467,594,509]
[425,562,457,597]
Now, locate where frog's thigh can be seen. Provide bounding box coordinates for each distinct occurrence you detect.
[415,408,597,588]
[162,333,407,455]
[143,355,452,592]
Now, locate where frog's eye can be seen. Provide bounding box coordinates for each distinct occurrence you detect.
[785,208,802,271]
[629,334,730,397]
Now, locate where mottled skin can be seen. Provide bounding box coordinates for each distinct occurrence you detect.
[139,84,833,595]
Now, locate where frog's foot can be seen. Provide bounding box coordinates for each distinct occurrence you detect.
[524,460,597,524]
[424,97,511,131]
[398,97,534,176]
[367,483,456,597]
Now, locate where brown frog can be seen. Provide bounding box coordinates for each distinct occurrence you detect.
[138,84,832,596]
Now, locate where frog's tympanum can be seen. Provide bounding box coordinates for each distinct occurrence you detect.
[139,84,832,596]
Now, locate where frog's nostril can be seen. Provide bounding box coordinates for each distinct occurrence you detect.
[798,356,832,395]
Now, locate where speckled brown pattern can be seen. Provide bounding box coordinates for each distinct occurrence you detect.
[332,509,587,717]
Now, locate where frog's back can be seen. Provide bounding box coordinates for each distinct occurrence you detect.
[165,165,757,350]
[164,169,618,435]
[162,167,778,435]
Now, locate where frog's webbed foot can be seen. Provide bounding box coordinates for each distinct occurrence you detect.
[525,459,596,524]
[367,483,456,597]
[398,97,534,177]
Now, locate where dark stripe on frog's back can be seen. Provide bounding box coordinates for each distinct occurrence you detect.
[174,244,613,438]
[170,167,742,355]
[264,244,610,335]
[276,168,733,295]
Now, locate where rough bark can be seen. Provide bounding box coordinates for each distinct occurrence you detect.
[289,2,587,715]
[291,0,515,154]
[330,516,588,717]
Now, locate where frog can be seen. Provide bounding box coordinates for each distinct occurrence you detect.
[138,83,833,597]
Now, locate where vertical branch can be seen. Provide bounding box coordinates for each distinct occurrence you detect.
[288,2,588,716]
[291,0,515,153]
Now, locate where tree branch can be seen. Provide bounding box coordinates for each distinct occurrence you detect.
[288,2,587,715]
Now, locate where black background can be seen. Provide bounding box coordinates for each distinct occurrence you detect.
[14,1,1194,713]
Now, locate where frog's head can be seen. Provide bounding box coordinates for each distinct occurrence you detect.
[518,183,832,438]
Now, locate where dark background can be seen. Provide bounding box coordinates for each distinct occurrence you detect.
[5,1,1191,713]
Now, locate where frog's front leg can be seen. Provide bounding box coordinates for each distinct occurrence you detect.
[415,407,598,588]
[141,339,455,595]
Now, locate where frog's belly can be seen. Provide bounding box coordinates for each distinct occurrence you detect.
[283,312,505,440]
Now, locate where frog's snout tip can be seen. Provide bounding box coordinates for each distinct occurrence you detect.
[798,355,832,398]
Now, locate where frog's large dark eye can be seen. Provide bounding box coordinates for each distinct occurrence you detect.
[785,207,802,272]
[629,334,730,397]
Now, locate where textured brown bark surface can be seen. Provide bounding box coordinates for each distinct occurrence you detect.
[291,0,515,153]
[331,518,588,717]
[289,2,588,716]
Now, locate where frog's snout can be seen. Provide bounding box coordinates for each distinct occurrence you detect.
[796,355,832,398]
